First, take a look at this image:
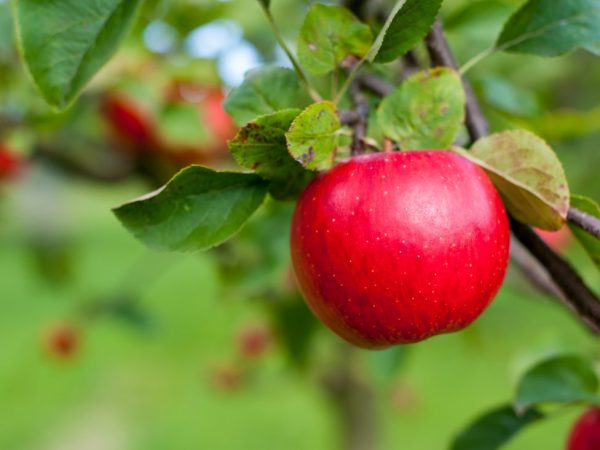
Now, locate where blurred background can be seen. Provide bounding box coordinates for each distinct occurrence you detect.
[1,0,599,449]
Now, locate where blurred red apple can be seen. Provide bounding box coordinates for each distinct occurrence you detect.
[290,151,510,348]
[209,363,243,392]
[201,88,236,144]
[568,407,600,450]
[43,323,79,359]
[236,323,272,359]
[101,93,156,151]
[0,144,23,180]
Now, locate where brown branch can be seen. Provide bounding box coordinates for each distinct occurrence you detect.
[568,207,600,241]
[349,82,369,156]
[424,18,600,332]
[357,73,393,97]
[339,109,361,126]
[510,219,600,332]
[425,20,488,140]
[509,238,565,301]
[321,344,379,450]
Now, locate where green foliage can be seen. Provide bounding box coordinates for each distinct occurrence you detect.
[523,107,600,141]
[569,195,600,269]
[365,346,409,385]
[454,354,599,449]
[113,167,269,252]
[160,103,209,146]
[451,406,544,450]
[455,130,570,230]
[514,354,600,412]
[223,67,311,126]
[497,0,600,57]
[15,0,142,110]
[228,109,314,200]
[286,101,341,171]
[477,75,541,117]
[297,4,373,75]
[372,0,443,63]
[377,68,466,149]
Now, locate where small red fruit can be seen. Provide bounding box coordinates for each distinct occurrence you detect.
[101,93,155,149]
[568,407,600,450]
[201,89,236,143]
[209,364,243,392]
[290,151,510,348]
[236,323,272,359]
[44,323,79,359]
[0,145,22,180]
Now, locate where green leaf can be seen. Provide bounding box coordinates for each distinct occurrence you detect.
[496,0,600,57]
[270,294,319,368]
[477,75,541,117]
[456,130,570,230]
[515,355,600,413]
[15,0,142,110]
[372,0,443,63]
[113,166,269,252]
[451,405,544,450]
[286,101,340,171]
[377,68,466,149]
[297,4,373,75]
[223,66,311,126]
[228,109,314,200]
[257,0,270,9]
[569,195,600,270]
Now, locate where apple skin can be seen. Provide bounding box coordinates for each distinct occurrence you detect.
[290,151,510,348]
[568,407,600,450]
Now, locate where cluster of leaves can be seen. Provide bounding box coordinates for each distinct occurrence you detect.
[452,354,600,450]
[9,0,600,263]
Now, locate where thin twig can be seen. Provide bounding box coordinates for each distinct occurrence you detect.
[259,4,321,102]
[568,207,600,241]
[510,219,600,332]
[425,20,488,141]
[321,344,379,450]
[339,109,361,126]
[349,82,369,156]
[424,18,600,332]
[510,238,565,301]
[357,73,393,96]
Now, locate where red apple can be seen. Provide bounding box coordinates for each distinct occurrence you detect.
[290,151,510,348]
[568,407,600,450]
[201,89,236,144]
[236,323,272,359]
[43,323,79,359]
[101,93,156,150]
[208,363,243,392]
[0,144,22,180]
